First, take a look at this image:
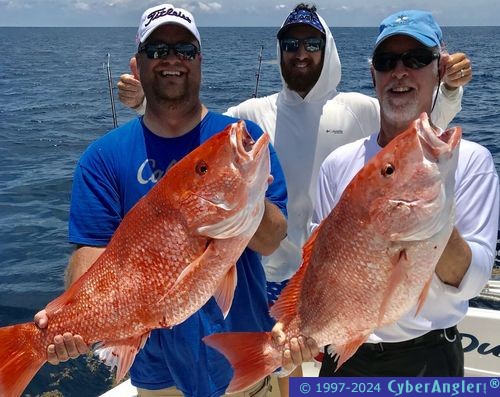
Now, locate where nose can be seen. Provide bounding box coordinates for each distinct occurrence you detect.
[295,42,309,59]
[162,48,179,62]
[391,59,409,79]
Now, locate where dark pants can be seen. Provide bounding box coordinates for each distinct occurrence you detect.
[319,326,464,377]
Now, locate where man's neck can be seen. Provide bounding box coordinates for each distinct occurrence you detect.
[143,101,207,138]
[377,115,438,147]
[377,117,412,147]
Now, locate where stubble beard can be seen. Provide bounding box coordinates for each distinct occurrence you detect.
[152,79,199,109]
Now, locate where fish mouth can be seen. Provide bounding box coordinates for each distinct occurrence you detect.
[195,121,270,239]
[230,120,270,164]
[415,113,461,162]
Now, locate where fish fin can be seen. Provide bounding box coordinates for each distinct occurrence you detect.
[94,332,150,383]
[174,240,217,287]
[203,332,280,393]
[415,275,433,316]
[377,249,408,326]
[0,322,46,397]
[270,225,322,321]
[327,334,367,369]
[213,265,237,319]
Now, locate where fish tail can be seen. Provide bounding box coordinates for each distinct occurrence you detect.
[203,331,281,394]
[0,323,46,397]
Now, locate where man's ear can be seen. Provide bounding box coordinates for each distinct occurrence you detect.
[370,66,376,88]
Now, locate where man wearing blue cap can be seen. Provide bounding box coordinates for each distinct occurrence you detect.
[303,9,498,377]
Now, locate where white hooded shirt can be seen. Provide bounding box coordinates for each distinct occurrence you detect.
[226,16,463,282]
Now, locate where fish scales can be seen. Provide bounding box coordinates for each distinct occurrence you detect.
[0,121,271,397]
[204,113,462,393]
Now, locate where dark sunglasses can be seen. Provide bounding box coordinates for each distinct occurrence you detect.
[372,49,440,72]
[280,37,325,53]
[138,42,200,61]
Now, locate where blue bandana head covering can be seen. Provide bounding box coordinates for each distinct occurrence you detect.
[277,6,325,38]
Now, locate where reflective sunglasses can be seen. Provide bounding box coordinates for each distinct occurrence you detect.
[280,37,325,53]
[138,42,200,61]
[372,49,440,72]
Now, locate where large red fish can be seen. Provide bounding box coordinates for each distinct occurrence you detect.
[0,121,271,397]
[204,113,462,393]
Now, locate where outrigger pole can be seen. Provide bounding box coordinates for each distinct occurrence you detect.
[252,45,264,98]
[105,53,118,128]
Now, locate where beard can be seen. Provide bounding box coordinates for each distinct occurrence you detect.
[281,58,323,94]
[379,94,421,129]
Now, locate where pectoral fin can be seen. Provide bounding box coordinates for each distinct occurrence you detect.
[213,265,237,318]
[94,332,150,382]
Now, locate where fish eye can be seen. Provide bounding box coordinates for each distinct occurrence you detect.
[381,163,395,177]
[195,160,209,175]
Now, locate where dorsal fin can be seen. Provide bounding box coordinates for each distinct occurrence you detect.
[270,225,322,322]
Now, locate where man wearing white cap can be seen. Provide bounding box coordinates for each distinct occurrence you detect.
[34,4,288,396]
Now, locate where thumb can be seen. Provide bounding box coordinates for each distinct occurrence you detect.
[130,56,139,81]
[439,52,450,79]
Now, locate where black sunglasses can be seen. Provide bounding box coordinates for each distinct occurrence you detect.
[280,37,325,53]
[138,42,200,61]
[372,49,440,72]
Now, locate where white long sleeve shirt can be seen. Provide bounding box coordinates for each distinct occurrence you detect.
[226,14,464,282]
[313,134,499,342]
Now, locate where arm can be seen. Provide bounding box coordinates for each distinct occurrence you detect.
[435,228,472,287]
[248,198,287,256]
[431,52,472,129]
[246,123,288,256]
[436,145,499,297]
[34,245,106,364]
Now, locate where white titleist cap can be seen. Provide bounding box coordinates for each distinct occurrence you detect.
[136,3,201,45]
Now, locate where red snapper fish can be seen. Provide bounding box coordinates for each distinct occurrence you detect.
[204,113,462,393]
[0,121,270,397]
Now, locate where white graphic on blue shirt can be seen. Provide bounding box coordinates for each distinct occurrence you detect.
[137,158,177,184]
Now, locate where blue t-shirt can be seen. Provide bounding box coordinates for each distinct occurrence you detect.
[68,112,287,397]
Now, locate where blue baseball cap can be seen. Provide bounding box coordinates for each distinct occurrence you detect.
[374,10,442,51]
[277,6,326,38]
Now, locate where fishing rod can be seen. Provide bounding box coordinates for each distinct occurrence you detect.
[105,53,118,128]
[252,45,264,98]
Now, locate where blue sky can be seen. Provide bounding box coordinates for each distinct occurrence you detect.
[0,0,498,27]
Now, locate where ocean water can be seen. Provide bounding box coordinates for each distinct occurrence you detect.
[0,26,499,396]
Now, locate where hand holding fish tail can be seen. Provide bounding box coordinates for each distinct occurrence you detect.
[271,321,319,372]
[34,310,89,365]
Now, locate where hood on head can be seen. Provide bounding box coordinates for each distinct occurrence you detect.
[277,12,341,103]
